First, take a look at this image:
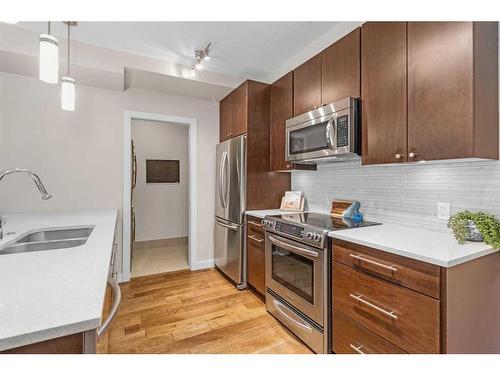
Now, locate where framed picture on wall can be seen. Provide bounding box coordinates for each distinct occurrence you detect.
[146,159,180,183]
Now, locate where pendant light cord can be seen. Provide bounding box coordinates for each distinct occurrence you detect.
[67,23,70,76]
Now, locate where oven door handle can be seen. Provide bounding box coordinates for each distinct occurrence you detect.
[272,298,313,333]
[268,235,319,258]
[325,116,336,150]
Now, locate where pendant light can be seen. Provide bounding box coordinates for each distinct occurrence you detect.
[61,22,77,111]
[39,22,59,84]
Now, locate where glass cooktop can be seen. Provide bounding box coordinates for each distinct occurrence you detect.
[267,212,380,231]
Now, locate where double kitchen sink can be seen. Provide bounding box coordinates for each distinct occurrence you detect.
[0,226,94,255]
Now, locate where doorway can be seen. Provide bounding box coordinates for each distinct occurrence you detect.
[122,111,198,282]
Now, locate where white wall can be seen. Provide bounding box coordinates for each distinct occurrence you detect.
[0,72,219,272]
[131,119,188,242]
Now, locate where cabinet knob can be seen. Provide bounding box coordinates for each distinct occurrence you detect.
[409,152,418,158]
[395,153,402,159]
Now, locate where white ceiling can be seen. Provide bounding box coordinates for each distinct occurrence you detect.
[17,22,336,80]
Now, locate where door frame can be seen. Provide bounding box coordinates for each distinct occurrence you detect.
[121,110,198,282]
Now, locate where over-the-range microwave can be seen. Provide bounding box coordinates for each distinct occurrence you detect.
[285,97,360,163]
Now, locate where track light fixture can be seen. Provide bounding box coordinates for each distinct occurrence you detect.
[190,42,211,76]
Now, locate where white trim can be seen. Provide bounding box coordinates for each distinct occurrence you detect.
[122,110,198,282]
[190,259,215,271]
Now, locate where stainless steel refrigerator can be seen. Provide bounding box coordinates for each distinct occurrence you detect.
[214,135,246,289]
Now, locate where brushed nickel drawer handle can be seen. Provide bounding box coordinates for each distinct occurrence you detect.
[247,221,262,228]
[349,253,398,272]
[248,235,264,243]
[350,293,398,320]
[349,344,365,354]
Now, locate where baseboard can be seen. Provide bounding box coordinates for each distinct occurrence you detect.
[116,272,128,283]
[190,259,214,271]
[135,236,188,249]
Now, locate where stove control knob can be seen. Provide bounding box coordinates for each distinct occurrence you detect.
[261,219,266,226]
[306,232,313,239]
[313,233,321,241]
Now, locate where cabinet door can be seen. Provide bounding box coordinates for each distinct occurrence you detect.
[246,218,265,296]
[219,95,231,142]
[361,22,408,165]
[230,82,248,138]
[293,54,322,116]
[408,22,473,161]
[270,72,294,171]
[321,28,361,104]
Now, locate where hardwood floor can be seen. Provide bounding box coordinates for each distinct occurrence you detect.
[105,268,313,354]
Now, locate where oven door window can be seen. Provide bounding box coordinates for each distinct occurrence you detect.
[271,244,314,304]
[289,120,330,155]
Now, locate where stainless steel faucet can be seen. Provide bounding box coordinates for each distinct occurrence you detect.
[0,168,52,240]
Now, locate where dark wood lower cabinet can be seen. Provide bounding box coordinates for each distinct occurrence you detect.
[1,333,86,354]
[1,330,99,354]
[246,216,266,297]
[333,261,440,353]
[332,239,500,354]
[333,310,406,354]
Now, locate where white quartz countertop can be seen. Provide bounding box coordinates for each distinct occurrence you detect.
[329,222,498,268]
[245,209,302,219]
[0,209,117,351]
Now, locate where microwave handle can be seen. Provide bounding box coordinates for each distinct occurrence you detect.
[326,116,336,150]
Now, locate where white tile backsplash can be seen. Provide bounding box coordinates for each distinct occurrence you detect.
[291,159,500,232]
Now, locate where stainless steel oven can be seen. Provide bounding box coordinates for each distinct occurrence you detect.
[266,233,324,323]
[265,229,329,354]
[285,97,360,163]
[262,212,380,354]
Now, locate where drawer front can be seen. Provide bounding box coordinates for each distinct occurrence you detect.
[333,239,441,299]
[333,261,440,353]
[247,234,265,295]
[247,218,264,238]
[333,310,406,354]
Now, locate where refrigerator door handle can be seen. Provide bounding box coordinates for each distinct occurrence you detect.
[218,151,226,208]
[215,218,239,231]
[220,151,228,208]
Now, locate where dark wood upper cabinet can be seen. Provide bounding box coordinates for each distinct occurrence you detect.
[218,80,290,208]
[269,72,318,172]
[230,82,248,138]
[270,72,294,171]
[361,22,408,165]
[219,95,231,142]
[407,22,498,161]
[293,54,322,116]
[219,82,248,142]
[322,28,361,104]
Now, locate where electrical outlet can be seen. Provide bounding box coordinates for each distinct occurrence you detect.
[437,202,450,220]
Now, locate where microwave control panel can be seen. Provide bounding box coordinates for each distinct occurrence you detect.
[336,115,349,147]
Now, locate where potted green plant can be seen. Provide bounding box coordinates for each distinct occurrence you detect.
[448,210,500,248]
